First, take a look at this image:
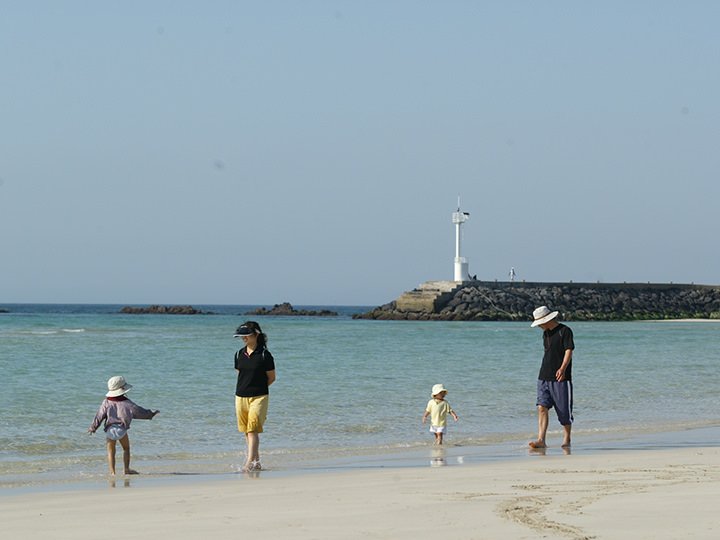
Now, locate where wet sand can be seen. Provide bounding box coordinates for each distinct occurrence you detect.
[3,445,719,539]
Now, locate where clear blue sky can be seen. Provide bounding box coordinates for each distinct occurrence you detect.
[2,1,718,306]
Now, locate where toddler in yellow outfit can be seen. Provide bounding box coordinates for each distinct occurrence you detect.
[422,384,459,445]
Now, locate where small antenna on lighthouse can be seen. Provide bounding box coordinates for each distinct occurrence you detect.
[452,197,470,282]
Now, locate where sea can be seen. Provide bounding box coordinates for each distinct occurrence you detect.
[2,303,719,492]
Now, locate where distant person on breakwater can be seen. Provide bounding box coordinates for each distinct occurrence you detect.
[233,321,276,472]
[422,384,459,445]
[529,306,574,449]
[88,376,160,475]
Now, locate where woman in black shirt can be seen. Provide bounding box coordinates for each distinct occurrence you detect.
[233,321,276,472]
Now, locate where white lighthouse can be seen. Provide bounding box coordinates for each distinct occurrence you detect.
[452,198,470,282]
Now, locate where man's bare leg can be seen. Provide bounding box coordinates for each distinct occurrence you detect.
[529,405,549,448]
[561,424,572,447]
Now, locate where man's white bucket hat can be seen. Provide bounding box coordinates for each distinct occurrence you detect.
[531,306,559,327]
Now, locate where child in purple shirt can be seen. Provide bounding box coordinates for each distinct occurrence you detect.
[88,376,159,475]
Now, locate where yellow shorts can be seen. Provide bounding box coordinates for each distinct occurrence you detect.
[235,395,269,433]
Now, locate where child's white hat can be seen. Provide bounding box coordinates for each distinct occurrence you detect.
[106,375,133,397]
[431,384,448,397]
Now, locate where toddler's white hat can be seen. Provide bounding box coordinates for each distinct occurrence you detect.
[431,384,448,397]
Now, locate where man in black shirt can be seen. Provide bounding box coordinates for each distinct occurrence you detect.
[529,306,575,449]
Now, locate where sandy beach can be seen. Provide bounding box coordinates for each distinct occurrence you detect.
[3,446,719,540]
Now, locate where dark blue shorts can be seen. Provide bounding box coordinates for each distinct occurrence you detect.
[536,380,574,425]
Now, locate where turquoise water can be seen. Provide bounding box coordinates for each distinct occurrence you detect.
[1,304,720,488]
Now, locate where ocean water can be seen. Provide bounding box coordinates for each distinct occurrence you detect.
[1,304,720,489]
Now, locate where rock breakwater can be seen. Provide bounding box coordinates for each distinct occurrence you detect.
[354,281,720,321]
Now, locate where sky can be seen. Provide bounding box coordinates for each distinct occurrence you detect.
[1,1,719,306]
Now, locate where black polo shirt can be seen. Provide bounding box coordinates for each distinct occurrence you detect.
[538,323,575,381]
[234,346,275,397]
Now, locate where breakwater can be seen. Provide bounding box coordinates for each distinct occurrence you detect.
[353,281,720,321]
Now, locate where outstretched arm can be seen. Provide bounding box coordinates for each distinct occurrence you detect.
[88,402,108,434]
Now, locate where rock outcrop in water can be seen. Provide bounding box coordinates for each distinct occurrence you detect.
[119,305,211,315]
[353,281,720,321]
[244,302,338,316]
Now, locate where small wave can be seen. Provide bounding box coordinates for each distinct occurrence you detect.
[324,423,385,435]
[13,329,86,336]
